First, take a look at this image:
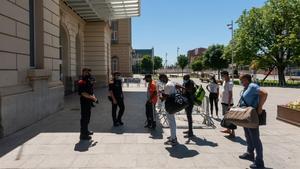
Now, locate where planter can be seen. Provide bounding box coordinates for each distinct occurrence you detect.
[277,105,300,127]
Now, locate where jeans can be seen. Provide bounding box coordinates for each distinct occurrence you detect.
[244,127,264,165]
[209,93,218,116]
[185,103,194,135]
[145,102,155,124]
[166,113,176,139]
[80,102,91,135]
[112,98,125,123]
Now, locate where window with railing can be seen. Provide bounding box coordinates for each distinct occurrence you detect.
[111,21,118,44]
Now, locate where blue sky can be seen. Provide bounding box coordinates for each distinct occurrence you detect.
[132,0,266,65]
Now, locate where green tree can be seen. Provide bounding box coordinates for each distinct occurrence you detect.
[226,0,300,85]
[141,55,153,74]
[203,44,228,79]
[177,55,189,75]
[153,56,163,72]
[191,58,204,72]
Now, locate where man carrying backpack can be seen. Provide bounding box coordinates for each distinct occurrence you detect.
[182,75,196,138]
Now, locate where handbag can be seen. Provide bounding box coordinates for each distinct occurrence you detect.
[224,106,259,128]
[165,93,189,114]
[240,95,266,126]
[220,118,237,129]
[259,109,267,125]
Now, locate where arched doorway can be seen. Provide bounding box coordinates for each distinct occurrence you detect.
[59,24,71,95]
[76,34,82,79]
[111,56,119,73]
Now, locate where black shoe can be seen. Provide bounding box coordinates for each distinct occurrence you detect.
[239,153,255,161]
[183,130,189,134]
[87,131,94,135]
[151,122,156,129]
[184,133,195,138]
[144,123,151,128]
[250,163,265,169]
[80,135,92,140]
[118,120,124,126]
[113,122,120,127]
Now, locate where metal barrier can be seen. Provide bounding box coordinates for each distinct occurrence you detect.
[122,77,146,88]
[158,96,216,128]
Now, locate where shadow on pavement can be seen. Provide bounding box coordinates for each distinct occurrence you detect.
[74,140,98,152]
[0,89,163,157]
[185,136,218,147]
[224,135,247,146]
[165,144,199,159]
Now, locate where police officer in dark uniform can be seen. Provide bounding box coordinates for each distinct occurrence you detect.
[108,72,125,127]
[78,68,98,140]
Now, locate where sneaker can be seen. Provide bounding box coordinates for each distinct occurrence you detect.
[184,133,195,138]
[239,153,254,161]
[249,163,265,169]
[80,135,92,140]
[164,138,178,146]
[87,131,94,135]
[183,130,189,134]
[118,120,124,126]
[113,122,120,127]
[166,136,177,140]
[144,123,151,128]
[151,122,156,129]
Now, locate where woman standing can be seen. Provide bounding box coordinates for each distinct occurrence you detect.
[206,76,219,118]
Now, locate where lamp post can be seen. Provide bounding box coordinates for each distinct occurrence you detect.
[227,20,234,81]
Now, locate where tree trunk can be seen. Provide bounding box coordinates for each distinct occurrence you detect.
[217,69,220,80]
[182,69,184,76]
[277,66,286,86]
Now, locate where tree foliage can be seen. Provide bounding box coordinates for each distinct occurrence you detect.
[153,56,163,71]
[141,55,153,74]
[203,44,228,78]
[177,55,189,74]
[191,58,204,72]
[225,0,300,85]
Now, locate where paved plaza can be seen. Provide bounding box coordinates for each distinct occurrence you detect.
[0,79,299,169]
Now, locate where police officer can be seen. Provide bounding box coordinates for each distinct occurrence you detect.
[78,68,98,140]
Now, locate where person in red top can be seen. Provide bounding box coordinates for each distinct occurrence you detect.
[144,74,158,129]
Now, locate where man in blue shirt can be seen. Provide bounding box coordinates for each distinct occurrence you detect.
[239,74,268,169]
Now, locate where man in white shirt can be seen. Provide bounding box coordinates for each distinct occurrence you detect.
[220,71,236,137]
[159,74,178,146]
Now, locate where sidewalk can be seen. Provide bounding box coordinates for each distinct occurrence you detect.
[0,84,299,169]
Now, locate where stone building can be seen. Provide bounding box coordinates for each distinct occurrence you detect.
[187,47,207,63]
[0,0,140,138]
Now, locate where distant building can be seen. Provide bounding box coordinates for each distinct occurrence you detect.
[187,47,207,63]
[132,48,154,73]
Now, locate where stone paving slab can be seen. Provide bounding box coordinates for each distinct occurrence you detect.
[0,81,300,169]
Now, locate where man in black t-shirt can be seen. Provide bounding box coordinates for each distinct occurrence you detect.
[78,68,98,140]
[109,72,125,126]
[182,75,196,138]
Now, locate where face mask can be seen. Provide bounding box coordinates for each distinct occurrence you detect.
[183,80,188,83]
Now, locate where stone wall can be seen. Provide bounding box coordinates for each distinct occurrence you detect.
[0,0,64,138]
[111,18,132,76]
[84,21,111,86]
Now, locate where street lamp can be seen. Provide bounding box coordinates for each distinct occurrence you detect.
[227,20,234,81]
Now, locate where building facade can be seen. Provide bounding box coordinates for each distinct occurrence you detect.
[111,19,133,76]
[0,0,140,138]
[132,48,154,74]
[187,47,207,63]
